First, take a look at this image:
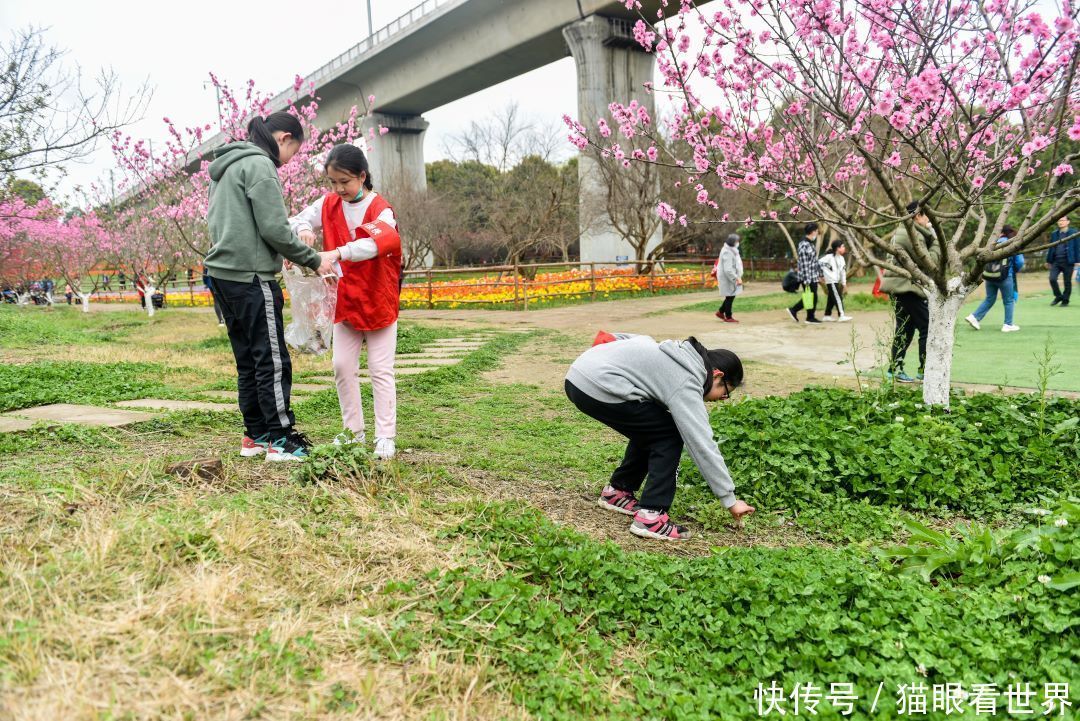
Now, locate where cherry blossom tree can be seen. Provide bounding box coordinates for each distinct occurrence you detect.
[0,198,58,305]
[45,210,118,312]
[571,0,1079,406]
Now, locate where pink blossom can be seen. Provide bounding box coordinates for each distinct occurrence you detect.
[598,119,612,138]
[972,176,986,188]
[1052,163,1074,177]
[656,202,677,224]
[378,126,389,136]
[885,152,902,167]
[744,172,759,185]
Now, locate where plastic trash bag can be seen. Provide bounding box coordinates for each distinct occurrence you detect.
[283,267,337,355]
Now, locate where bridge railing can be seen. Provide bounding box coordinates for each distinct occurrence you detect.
[267,0,456,112]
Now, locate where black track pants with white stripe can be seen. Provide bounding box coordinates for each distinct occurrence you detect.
[212,276,295,439]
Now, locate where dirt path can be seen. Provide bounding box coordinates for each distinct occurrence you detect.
[403,287,890,379]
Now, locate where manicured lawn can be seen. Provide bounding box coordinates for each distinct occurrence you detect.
[945,287,1078,391]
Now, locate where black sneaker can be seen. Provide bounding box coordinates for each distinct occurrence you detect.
[1051,297,1062,306]
[806,317,823,324]
[787,308,799,323]
[265,429,313,463]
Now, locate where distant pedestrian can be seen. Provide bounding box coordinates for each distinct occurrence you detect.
[966,225,1024,332]
[880,201,940,383]
[65,284,73,305]
[819,240,852,322]
[787,223,823,323]
[1046,215,1079,307]
[715,234,744,323]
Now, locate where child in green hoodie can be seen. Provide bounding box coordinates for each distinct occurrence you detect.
[205,112,336,462]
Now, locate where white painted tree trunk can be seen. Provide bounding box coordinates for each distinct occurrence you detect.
[144,284,156,317]
[16,292,30,306]
[922,278,970,408]
[78,293,91,313]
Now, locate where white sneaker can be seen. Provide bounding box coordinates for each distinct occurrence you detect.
[821,316,836,322]
[1001,324,1020,333]
[965,314,981,330]
[332,430,365,446]
[374,437,396,460]
[838,315,853,322]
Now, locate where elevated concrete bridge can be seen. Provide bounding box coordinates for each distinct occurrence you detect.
[195,0,704,261]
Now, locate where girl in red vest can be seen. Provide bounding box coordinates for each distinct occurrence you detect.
[290,144,401,459]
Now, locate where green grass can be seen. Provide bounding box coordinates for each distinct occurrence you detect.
[0,361,202,412]
[948,288,1080,391]
[1,309,1076,717]
[0,304,143,348]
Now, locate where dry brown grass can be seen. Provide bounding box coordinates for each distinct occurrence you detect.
[0,455,525,720]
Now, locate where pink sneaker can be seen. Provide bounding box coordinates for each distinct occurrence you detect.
[630,510,691,541]
[597,486,640,516]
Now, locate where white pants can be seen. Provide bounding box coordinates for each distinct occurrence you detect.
[332,321,397,438]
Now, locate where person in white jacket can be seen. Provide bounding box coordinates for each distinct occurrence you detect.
[819,240,852,322]
[715,234,744,323]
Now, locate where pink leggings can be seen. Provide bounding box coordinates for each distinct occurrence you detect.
[332,321,397,439]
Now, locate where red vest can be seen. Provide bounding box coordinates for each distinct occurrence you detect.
[320,192,401,331]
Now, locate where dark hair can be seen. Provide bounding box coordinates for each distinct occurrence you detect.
[1001,225,1016,239]
[906,200,922,215]
[247,112,304,168]
[829,239,845,253]
[325,143,374,191]
[805,222,819,235]
[725,233,740,247]
[687,337,744,393]
[707,348,744,389]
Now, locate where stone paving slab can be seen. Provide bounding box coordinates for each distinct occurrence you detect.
[366,366,438,376]
[199,390,239,401]
[116,399,237,413]
[0,416,37,432]
[7,404,157,428]
[292,383,333,393]
[396,357,461,366]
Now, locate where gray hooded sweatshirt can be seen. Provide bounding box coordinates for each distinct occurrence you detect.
[566,335,737,508]
[205,142,321,283]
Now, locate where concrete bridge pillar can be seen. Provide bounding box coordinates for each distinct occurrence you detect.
[563,15,663,265]
[364,113,430,191]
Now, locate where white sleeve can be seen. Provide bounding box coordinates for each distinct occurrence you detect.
[288,196,325,234]
[337,207,397,262]
[839,257,847,285]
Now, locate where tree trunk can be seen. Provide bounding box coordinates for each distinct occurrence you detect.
[144,284,156,317]
[921,279,970,408]
[78,293,91,313]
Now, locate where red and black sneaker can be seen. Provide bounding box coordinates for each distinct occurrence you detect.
[241,434,270,457]
[597,485,640,516]
[630,510,691,541]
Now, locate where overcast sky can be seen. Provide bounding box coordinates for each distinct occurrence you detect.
[1,0,587,205]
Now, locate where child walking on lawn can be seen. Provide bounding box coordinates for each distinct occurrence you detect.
[564,333,755,541]
[289,144,401,460]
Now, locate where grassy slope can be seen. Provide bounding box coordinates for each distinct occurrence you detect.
[0,306,1075,719]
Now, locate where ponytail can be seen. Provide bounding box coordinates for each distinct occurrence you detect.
[246,112,305,167]
[325,143,374,190]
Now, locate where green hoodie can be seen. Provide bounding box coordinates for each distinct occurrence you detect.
[205,142,321,283]
[879,222,940,298]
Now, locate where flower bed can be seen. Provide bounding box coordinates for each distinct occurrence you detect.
[400,267,715,308]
